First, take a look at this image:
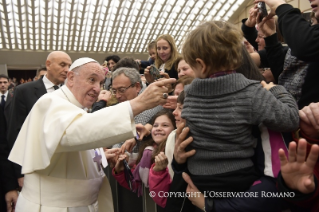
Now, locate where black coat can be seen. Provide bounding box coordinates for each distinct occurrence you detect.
[6,79,47,178]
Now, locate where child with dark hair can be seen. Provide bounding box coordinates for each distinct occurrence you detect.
[112,109,176,197]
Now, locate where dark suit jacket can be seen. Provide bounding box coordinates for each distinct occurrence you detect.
[0,101,19,195]
[6,79,47,178]
[4,87,14,126]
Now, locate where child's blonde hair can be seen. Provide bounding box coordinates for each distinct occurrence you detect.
[148,41,156,50]
[155,34,179,70]
[182,20,243,74]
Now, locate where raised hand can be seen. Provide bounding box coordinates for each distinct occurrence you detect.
[153,152,169,172]
[254,0,286,18]
[279,139,319,194]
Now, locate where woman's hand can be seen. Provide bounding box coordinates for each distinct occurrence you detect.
[174,123,196,164]
[299,103,319,139]
[153,152,168,172]
[144,66,155,84]
[261,80,276,90]
[182,172,205,210]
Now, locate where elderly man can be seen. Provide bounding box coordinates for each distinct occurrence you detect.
[8,57,175,211]
[93,67,163,152]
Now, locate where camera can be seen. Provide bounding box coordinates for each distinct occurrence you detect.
[257,2,268,21]
[149,65,162,80]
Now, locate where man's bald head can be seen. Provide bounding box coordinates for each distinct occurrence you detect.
[46,51,72,85]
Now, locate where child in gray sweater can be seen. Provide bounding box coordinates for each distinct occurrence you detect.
[180,20,299,193]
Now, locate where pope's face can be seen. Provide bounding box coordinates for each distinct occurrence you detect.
[69,62,105,108]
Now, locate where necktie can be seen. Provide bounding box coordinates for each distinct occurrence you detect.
[0,95,5,109]
[53,85,59,90]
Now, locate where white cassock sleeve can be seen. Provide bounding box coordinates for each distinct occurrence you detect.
[57,101,135,152]
[9,93,136,174]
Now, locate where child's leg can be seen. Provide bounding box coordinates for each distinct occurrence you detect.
[211,176,288,212]
[190,166,260,193]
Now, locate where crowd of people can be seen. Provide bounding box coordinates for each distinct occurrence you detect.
[0,0,319,212]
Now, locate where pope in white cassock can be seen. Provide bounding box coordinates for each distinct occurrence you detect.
[8,57,175,212]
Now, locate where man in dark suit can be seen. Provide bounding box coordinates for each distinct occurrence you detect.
[0,74,18,212]
[5,51,72,210]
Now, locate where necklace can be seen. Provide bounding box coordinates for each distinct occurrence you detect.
[61,87,71,102]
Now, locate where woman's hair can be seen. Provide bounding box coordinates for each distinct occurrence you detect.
[104,55,120,63]
[177,90,185,105]
[236,47,265,81]
[113,57,139,71]
[182,20,243,74]
[136,109,176,164]
[148,41,156,50]
[173,76,194,90]
[155,34,179,71]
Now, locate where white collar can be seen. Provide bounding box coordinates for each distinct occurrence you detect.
[42,74,57,90]
[1,90,8,98]
[60,85,84,109]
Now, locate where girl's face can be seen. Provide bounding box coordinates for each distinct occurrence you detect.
[177,60,195,78]
[173,103,186,128]
[157,39,172,62]
[152,115,175,145]
[148,48,156,61]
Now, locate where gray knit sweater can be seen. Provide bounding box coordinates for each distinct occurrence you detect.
[182,73,299,175]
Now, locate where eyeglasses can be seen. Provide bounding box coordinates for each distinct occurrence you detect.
[111,83,135,95]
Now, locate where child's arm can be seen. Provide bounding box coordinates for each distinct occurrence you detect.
[149,153,172,208]
[252,82,299,132]
[112,154,133,190]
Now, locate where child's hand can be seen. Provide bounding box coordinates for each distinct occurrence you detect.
[261,80,276,90]
[114,154,128,174]
[153,152,168,172]
[105,148,120,159]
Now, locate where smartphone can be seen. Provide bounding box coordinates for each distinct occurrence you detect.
[257,2,268,21]
[149,65,162,80]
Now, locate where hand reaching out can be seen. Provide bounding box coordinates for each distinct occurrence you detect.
[279,139,319,194]
[114,154,129,174]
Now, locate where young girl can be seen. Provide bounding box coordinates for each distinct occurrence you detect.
[112,109,176,197]
[148,91,187,208]
[179,20,299,193]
